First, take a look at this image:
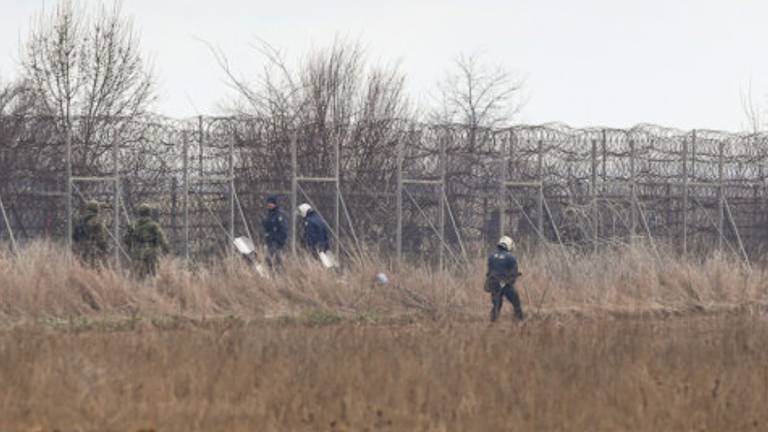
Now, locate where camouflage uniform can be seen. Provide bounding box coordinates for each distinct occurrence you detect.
[124,204,169,277]
[559,207,584,245]
[73,201,109,267]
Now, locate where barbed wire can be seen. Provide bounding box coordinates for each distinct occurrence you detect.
[1,115,766,261]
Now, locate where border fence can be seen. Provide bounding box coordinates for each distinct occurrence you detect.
[1,116,766,268]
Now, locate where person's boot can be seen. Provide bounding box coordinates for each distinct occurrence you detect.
[490,296,502,322]
[509,288,525,321]
[490,305,500,322]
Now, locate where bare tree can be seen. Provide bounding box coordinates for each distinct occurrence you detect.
[433,51,523,150]
[215,37,410,134]
[0,78,38,185]
[0,79,30,116]
[0,79,26,188]
[430,52,525,245]
[740,79,763,134]
[21,0,155,172]
[210,37,413,246]
[213,39,411,174]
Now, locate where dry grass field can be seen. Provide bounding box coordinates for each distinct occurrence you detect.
[1,242,767,431]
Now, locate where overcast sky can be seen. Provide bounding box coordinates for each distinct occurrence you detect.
[1,0,767,131]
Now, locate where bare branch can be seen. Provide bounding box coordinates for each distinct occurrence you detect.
[432,51,524,130]
[20,0,156,170]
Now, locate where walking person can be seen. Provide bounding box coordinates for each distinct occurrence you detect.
[262,194,287,269]
[485,236,524,322]
[73,201,109,267]
[297,203,330,259]
[124,204,169,278]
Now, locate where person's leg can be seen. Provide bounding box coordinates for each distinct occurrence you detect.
[147,257,158,277]
[503,285,525,321]
[143,249,158,277]
[488,276,504,322]
[273,247,284,270]
[266,244,276,269]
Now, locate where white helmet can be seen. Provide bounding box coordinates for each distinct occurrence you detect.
[498,235,514,251]
[297,203,312,218]
[375,272,389,285]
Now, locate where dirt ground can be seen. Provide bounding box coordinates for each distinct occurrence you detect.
[1,312,767,432]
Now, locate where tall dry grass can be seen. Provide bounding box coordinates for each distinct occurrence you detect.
[1,242,767,431]
[0,241,766,324]
[1,315,767,431]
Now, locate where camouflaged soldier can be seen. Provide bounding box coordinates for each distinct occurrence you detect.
[73,201,109,267]
[124,204,169,277]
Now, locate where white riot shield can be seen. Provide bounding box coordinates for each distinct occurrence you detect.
[233,236,269,277]
[233,236,256,255]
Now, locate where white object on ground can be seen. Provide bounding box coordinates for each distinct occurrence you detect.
[253,262,268,278]
[375,273,389,285]
[318,251,339,269]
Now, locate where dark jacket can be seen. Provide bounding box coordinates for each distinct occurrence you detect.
[262,207,288,249]
[487,246,519,283]
[302,210,330,253]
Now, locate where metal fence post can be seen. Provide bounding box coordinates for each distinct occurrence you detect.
[65,121,73,253]
[334,130,341,258]
[629,138,637,243]
[113,126,121,268]
[183,131,190,263]
[290,130,298,255]
[718,138,725,252]
[0,195,17,254]
[682,133,690,255]
[499,131,509,238]
[396,132,404,265]
[591,138,598,251]
[601,129,608,182]
[198,116,204,178]
[537,139,544,243]
[229,123,236,256]
[438,131,447,271]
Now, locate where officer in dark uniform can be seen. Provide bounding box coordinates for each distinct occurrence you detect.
[297,203,330,258]
[262,194,288,269]
[485,235,524,322]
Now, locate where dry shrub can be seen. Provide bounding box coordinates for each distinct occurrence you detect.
[0,241,765,323]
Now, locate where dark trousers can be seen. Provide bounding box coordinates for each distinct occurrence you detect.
[266,243,284,270]
[486,276,524,322]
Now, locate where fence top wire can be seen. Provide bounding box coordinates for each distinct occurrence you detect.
[4,115,768,182]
